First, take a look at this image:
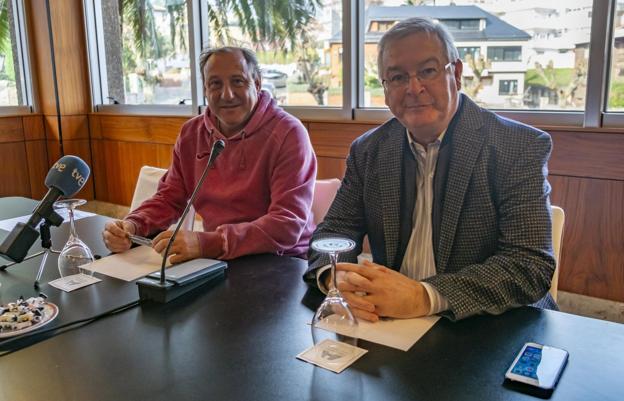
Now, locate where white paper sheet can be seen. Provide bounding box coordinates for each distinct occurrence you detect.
[81,246,170,282]
[315,315,440,351]
[0,209,96,232]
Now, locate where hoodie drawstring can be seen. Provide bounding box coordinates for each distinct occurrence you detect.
[239,131,247,170]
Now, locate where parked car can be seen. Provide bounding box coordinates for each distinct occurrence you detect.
[262,69,288,88]
[261,81,276,98]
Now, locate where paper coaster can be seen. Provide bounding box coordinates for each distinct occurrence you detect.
[49,273,101,292]
[297,339,367,373]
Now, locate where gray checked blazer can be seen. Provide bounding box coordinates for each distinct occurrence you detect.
[306,94,557,320]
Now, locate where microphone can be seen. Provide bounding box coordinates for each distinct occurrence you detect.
[137,139,228,303]
[0,155,90,262]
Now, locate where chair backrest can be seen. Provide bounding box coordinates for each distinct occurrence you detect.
[311,178,341,225]
[131,166,195,231]
[550,205,565,302]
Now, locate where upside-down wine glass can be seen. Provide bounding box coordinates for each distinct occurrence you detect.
[310,237,359,363]
[54,199,94,277]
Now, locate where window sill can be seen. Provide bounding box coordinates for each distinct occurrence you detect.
[94,104,196,117]
[0,106,34,117]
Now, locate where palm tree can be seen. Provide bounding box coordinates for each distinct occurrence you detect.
[0,0,22,105]
[104,0,320,103]
[205,0,321,50]
[0,0,9,56]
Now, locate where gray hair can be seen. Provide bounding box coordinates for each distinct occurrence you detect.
[377,17,460,78]
[199,46,261,83]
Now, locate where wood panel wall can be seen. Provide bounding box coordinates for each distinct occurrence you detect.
[25,0,94,199]
[0,115,48,199]
[89,115,187,205]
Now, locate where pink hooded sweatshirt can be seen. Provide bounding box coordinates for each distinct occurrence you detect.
[125,91,317,259]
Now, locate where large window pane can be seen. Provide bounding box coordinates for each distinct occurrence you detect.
[0,0,24,106]
[607,1,624,111]
[99,0,191,105]
[201,0,341,107]
[362,0,592,111]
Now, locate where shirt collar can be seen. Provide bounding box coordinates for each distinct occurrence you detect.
[406,128,446,154]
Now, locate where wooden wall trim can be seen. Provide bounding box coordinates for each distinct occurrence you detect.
[22,115,46,141]
[0,115,48,199]
[309,122,375,158]
[549,131,624,181]
[550,175,624,302]
[96,115,188,145]
[0,117,25,142]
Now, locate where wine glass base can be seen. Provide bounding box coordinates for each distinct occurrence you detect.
[311,338,360,366]
[311,296,359,360]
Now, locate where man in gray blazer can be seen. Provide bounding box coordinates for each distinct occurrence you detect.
[306,17,556,321]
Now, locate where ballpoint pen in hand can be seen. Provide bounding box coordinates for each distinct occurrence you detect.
[129,234,153,247]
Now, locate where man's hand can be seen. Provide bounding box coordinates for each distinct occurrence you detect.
[153,230,202,264]
[335,260,431,322]
[102,220,135,253]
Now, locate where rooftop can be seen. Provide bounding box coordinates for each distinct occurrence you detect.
[333,5,531,44]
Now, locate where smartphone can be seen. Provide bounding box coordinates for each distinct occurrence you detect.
[505,342,568,390]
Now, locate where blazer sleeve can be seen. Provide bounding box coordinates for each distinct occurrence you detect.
[424,131,556,320]
[304,137,368,285]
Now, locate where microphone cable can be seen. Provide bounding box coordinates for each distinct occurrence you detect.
[0,299,140,357]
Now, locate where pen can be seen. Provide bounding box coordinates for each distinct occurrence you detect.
[129,234,153,247]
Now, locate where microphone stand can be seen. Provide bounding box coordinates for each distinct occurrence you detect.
[33,221,61,288]
[0,218,62,288]
[137,140,226,303]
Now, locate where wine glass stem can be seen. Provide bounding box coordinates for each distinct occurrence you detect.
[329,251,339,294]
[68,206,77,239]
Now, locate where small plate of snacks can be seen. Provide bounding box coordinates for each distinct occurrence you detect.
[0,294,59,339]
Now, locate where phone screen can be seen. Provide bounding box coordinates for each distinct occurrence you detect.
[508,344,568,389]
[511,345,542,379]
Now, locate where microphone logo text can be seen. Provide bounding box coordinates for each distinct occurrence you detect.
[72,168,86,186]
[52,161,66,172]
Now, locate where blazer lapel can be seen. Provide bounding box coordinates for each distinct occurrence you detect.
[437,97,485,273]
[377,120,405,268]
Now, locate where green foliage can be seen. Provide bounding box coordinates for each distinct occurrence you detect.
[525,68,575,88]
[526,62,586,108]
[167,2,187,52]
[0,0,8,56]
[256,49,297,65]
[365,74,381,89]
[0,0,15,83]
[0,46,15,81]
[296,33,329,105]
[364,60,381,89]
[205,0,322,50]
[122,0,162,60]
[608,81,624,109]
[114,0,322,103]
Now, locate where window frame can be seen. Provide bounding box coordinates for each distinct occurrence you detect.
[84,0,197,114]
[83,0,624,130]
[499,79,519,96]
[487,46,522,62]
[0,0,33,115]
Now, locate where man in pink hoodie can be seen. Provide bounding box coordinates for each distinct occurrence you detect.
[102,47,317,263]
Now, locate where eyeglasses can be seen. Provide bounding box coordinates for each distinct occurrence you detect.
[382,62,455,91]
